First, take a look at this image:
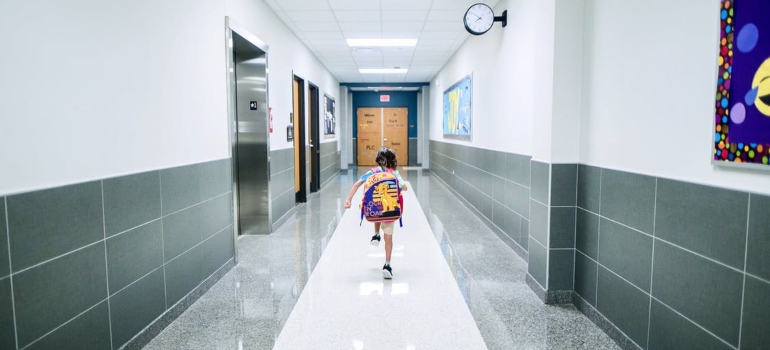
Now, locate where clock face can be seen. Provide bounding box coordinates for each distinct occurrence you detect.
[464,3,495,35]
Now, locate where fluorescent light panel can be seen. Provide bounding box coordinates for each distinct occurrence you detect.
[359,68,408,74]
[347,39,417,47]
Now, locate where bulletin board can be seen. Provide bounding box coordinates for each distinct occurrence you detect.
[713,0,770,168]
[443,74,472,141]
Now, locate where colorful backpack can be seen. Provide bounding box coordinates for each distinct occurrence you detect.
[360,167,404,227]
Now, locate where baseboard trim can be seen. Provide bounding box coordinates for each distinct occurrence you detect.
[272,206,297,232]
[525,273,573,305]
[573,294,643,350]
[118,258,236,350]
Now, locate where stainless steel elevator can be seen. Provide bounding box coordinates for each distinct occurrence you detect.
[232,31,270,235]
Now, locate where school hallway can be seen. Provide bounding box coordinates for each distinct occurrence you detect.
[142,168,618,350]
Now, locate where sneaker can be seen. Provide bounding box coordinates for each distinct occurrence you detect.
[370,233,381,246]
[382,264,393,279]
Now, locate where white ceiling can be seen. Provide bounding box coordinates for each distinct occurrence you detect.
[263,0,501,83]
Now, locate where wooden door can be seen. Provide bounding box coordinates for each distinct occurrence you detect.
[357,108,382,166]
[293,79,300,193]
[383,107,408,167]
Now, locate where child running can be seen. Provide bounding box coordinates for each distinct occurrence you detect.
[344,146,408,279]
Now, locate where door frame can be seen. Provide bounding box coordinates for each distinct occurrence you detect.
[225,17,271,263]
[293,74,307,203]
[308,82,321,192]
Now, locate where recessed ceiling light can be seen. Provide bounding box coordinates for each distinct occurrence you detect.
[359,68,408,74]
[347,39,417,47]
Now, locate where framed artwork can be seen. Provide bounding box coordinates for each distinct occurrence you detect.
[324,94,336,138]
[443,74,472,141]
[713,0,770,168]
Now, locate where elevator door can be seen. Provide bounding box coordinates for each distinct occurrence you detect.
[356,107,408,166]
[233,32,270,235]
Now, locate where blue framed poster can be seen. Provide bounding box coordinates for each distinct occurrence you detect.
[443,74,472,141]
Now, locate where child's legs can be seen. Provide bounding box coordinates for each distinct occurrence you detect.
[374,222,381,234]
[381,222,395,262]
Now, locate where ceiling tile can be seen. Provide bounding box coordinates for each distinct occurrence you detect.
[427,10,465,21]
[312,43,350,50]
[333,11,380,22]
[355,59,385,66]
[382,21,424,31]
[339,21,381,31]
[310,38,348,47]
[431,0,479,10]
[423,21,461,32]
[382,59,411,67]
[343,31,383,39]
[419,31,462,40]
[380,0,433,10]
[351,47,383,56]
[328,0,380,10]
[276,0,331,11]
[296,21,340,31]
[302,31,345,40]
[381,31,421,39]
[284,10,336,22]
[381,10,429,22]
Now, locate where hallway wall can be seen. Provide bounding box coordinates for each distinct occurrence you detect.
[580,0,770,195]
[0,159,234,350]
[0,1,339,349]
[429,0,770,349]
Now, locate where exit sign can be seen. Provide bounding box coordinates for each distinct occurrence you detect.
[380,95,390,102]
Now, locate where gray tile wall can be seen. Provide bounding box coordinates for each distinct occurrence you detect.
[574,164,770,350]
[270,148,296,225]
[429,141,531,255]
[0,159,235,350]
[320,141,340,187]
[527,162,578,294]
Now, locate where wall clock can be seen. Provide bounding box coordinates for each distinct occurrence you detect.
[463,3,507,35]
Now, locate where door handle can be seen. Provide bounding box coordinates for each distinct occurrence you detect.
[383,138,388,142]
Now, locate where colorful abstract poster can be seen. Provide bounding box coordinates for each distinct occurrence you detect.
[714,0,770,167]
[443,75,472,141]
[324,94,335,138]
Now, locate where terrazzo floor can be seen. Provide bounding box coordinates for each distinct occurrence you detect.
[143,168,619,350]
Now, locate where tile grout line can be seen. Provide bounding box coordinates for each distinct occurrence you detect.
[101,181,115,350]
[595,167,602,306]
[573,165,579,291]
[435,150,531,189]
[105,217,164,242]
[647,177,658,348]
[581,241,747,336]
[5,197,19,350]
[447,168,529,220]
[166,225,233,266]
[110,265,165,298]
[651,295,739,350]
[161,191,231,220]
[577,205,747,276]
[11,240,105,276]
[19,299,109,350]
[159,171,168,309]
[738,194,750,349]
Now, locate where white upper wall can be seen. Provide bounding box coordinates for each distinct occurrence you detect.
[0,0,338,196]
[431,0,536,155]
[226,0,339,148]
[580,0,770,195]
